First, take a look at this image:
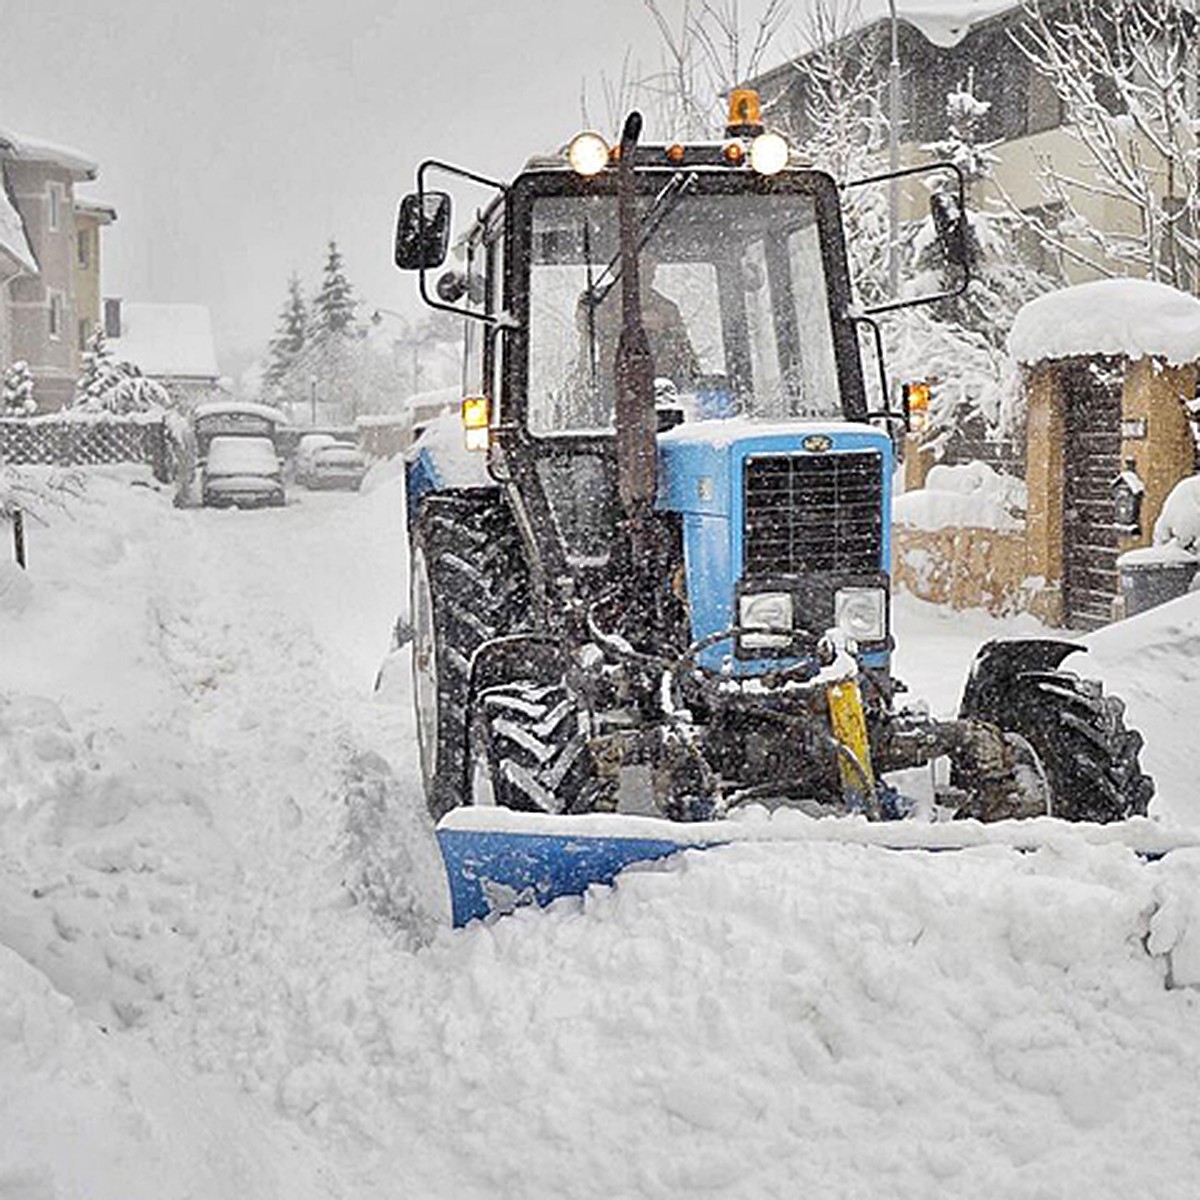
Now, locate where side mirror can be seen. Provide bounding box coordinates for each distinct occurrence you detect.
[929,191,974,277]
[395,191,451,270]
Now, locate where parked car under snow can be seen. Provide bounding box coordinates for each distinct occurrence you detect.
[292,433,339,486]
[302,441,368,491]
[201,436,286,508]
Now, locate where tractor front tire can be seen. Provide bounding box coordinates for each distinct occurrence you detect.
[468,681,598,814]
[962,662,1153,823]
[411,495,528,821]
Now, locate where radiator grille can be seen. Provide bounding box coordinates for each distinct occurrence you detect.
[744,452,884,575]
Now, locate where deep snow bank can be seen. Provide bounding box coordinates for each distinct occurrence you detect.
[2,465,1200,1200]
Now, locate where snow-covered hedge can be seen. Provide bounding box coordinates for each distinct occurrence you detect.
[893,461,1026,532]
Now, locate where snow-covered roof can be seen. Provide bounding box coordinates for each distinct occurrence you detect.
[109,302,221,380]
[194,400,288,424]
[753,0,1016,76]
[0,128,98,179]
[882,0,1015,48]
[0,184,36,274]
[73,199,117,224]
[1008,279,1200,366]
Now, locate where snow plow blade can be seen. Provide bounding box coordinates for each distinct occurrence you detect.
[436,808,1200,928]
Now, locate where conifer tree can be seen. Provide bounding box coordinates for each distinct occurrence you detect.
[903,75,1059,448]
[264,274,309,393]
[2,360,37,417]
[74,327,124,410]
[312,240,357,337]
[73,327,168,414]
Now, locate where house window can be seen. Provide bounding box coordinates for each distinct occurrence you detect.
[79,318,90,351]
[48,183,63,232]
[49,291,65,340]
[77,228,90,268]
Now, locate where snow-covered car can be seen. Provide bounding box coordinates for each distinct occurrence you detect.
[304,441,368,491]
[293,433,339,486]
[201,436,286,508]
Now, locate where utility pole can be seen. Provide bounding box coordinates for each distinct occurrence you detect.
[310,376,317,426]
[887,0,902,298]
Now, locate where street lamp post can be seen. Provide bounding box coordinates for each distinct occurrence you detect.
[310,376,317,426]
[887,0,902,298]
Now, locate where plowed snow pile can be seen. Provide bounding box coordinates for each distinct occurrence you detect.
[2,466,1199,1199]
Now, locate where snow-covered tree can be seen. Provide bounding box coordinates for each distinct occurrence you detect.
[1008,0,1200,288]
[311,240,357,337]
[73,328,170,415]
[74,328,125,409]
[263,274,308,399]
[2,361,37,417]
[787,0,893,309]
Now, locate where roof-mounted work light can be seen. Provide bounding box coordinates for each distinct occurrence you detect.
[567,131,610,177]
[749,131,789,175]
[725,89,765,138]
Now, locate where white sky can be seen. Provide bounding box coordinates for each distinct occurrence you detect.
[0,0,798,376]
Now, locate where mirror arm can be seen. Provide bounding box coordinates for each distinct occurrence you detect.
[415,158,509,327]
[851,313,904,428]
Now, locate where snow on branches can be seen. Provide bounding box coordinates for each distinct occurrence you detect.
[1010,0,1200,287]
[73,328,171,415]
[2,361,37,417]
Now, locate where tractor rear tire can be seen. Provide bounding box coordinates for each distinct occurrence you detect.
[411,494,528,821]
[965,667,1153,823]
[468,681,598,814]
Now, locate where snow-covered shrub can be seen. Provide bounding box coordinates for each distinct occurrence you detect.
[1154,475,1200,556]
[2,360,37,417]
[74,329,170,415]
[0,463,84,524]
[894,461,1027,532]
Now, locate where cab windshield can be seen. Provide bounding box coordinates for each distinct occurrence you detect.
[525,186,844,435]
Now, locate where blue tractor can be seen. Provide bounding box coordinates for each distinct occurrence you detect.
[387,98,1151,909]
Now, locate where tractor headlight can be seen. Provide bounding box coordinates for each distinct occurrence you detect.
[749,132,789,176]
[739,591,793,649]
[567,131,610,177]
[834,587,887,643]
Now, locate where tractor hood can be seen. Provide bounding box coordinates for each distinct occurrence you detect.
[655,418,895,673]
[656,418,892,516]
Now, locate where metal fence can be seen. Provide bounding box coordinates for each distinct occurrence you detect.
[0,416,171,482]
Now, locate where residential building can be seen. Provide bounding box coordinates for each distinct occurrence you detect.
[748,0,1195,289]
[0,129,101,410]
[0,180,37,370]
[73,200,117,353]
[105,299,222,410]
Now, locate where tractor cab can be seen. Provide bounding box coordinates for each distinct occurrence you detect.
[514,160,865,435]
[386,93,1151,847]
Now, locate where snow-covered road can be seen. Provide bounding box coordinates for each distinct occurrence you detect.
[2,467,1200,1199]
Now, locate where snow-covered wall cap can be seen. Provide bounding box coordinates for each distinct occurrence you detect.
[1008,279,1200,367]
[0,128,98,179]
